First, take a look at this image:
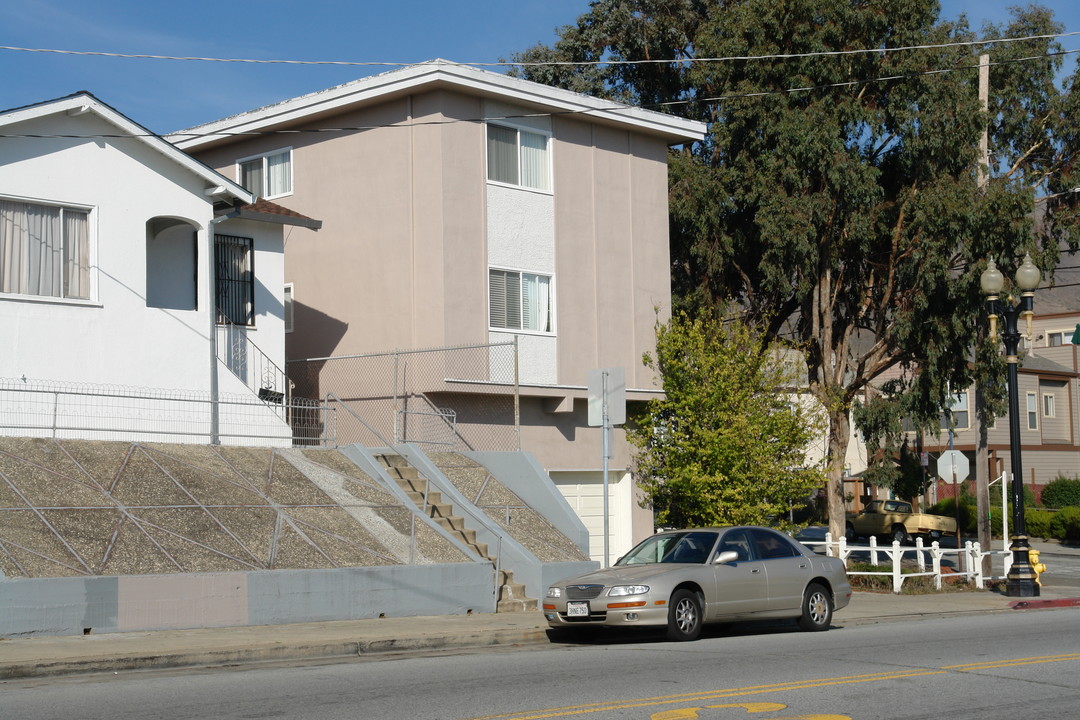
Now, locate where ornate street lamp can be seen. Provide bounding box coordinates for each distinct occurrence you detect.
[980,253,1041,597]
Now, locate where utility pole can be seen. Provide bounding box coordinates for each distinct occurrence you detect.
[974,54,993,575]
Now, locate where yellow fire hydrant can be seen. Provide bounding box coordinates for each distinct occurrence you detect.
[1029,549,1046,586]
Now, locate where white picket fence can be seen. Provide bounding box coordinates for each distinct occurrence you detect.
[803,534,1014,593]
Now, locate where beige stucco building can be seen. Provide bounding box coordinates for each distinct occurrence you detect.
[172,60,706,560]
[849,310,1080,510]
[929,312,1079,495]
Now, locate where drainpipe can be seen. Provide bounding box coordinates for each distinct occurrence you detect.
[209,210,241,444]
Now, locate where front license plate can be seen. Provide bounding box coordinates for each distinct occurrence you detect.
[566,601,589,617]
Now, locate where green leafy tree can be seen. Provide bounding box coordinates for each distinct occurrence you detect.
[627,311,826,529]
[514,1,1079,539]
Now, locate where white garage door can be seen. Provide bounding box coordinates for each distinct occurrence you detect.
[551,470,633,564]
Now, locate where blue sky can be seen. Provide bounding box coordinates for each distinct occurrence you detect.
[2,0,1077,134]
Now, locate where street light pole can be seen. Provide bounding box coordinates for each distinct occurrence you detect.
[979,254,1041,598]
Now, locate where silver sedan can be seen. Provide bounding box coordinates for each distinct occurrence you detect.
[543,526,852,641]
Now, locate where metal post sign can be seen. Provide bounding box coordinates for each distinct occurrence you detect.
[937,450,969,484]
[587,367,625,568]
[587,367,625,427]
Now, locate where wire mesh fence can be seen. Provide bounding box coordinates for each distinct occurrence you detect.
[0,377,335,447]
[288,341,520,452]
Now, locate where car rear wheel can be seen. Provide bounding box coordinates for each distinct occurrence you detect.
[891,525,910,545]
[666,589,703,641]
[797,583,833,632]
[845,523,856,542]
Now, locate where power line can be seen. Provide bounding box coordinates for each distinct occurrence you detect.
[0,30,1078,68]
[659,49,1080,108]
[3,49,1076,141]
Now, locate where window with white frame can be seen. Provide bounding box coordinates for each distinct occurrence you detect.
[486,124,550,191]
[284,283,294,333]
[237,148,292,199]
[489,268,553,332]
[1047,331,1066,347]
[1026,392,1038,430]
[940,391,969,430]
[0,198,90,300]
[1043,393,1055,418]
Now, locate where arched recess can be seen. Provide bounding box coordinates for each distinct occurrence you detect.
[146,216,200,310]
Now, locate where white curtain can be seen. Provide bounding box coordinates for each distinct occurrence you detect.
[267,151,291,196]
[240,158,263,196]
[519,131,549,190]
[64,209,89,299]
[0,199,88,298]
[522,273,551,332]
[27,203,62,296]
[0,200,24,294]
[535,274,551,332]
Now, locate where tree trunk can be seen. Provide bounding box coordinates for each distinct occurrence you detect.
[826,405,851,540]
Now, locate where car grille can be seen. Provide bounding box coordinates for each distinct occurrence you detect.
[562,611,607,623]
[566,584,604,600]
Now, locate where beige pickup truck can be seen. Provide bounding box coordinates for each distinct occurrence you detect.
[845,500,957,545]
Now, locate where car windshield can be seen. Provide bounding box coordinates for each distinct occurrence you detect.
[616,531,719,565]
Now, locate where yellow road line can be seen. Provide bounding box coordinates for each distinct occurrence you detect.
[465,653,1080,720]
[943,653,1080,671]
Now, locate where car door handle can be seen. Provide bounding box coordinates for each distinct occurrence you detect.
[751,568,761,573]
[799,563,808,569]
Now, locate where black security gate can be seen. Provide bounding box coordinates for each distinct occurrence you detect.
[215,234,254,326]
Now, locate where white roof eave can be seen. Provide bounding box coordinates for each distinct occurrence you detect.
[170,61,706,149]
[2,94,255,205]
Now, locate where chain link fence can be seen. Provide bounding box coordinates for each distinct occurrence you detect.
[288,341,520,452]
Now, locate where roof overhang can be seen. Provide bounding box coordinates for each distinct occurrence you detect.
[1,92,256,205]
[215,198,322,230]
[170,60,707,151]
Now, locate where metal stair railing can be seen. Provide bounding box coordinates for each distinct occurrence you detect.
[215,319,290,416]
[398,393,465,450]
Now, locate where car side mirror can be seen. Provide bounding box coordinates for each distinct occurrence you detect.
[714,550,739,564]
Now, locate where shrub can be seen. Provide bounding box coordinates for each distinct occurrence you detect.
[845,562,975,594]
[989,484,1038,509]
[1025,509,1055,539]
[1041,476,1080,509]
[1049,506,1080,541]
[929,497,977,534]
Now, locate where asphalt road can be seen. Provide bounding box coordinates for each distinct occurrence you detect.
[3,609,1077,720]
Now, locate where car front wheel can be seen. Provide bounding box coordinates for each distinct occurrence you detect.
[666,589,703,641]
[797,583,833,632]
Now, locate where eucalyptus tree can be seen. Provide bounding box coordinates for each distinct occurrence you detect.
[513,1,1078,538]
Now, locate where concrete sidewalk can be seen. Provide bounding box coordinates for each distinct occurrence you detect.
[2,583,1078,680]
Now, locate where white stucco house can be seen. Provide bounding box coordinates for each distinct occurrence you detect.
[0,92,320,444]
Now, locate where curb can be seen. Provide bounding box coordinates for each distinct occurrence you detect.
[1008,597,1080,610]
[0,627,550,680]
[5,598,1080,680]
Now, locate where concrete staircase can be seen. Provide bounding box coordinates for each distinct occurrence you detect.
[377,454,537,612]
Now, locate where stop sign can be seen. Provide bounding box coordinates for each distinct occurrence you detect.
[937,450,969,484]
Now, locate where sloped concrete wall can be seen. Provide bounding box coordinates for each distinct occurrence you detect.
[0,563,495,637]
[407,448,598,599]
[0,438,590,637]
[465,450,591,554]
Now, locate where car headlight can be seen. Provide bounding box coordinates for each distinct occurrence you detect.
[546,587,562,598]
[607,585,649,597]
